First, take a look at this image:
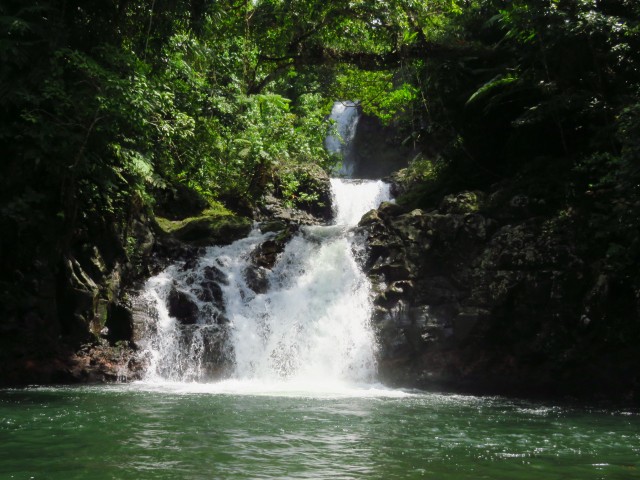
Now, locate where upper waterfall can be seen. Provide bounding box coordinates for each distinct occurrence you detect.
[325,101,360,176]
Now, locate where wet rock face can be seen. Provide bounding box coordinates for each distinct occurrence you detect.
[165,263,231,325]
[244,224,298,294]
[171,216,252,247]
[198,267,226,304]
[167,287,200,325]
[357,191,612,396]
[349,113,413,178]
[0,341,145,386]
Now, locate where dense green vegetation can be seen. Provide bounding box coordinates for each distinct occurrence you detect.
[1,0,639,372]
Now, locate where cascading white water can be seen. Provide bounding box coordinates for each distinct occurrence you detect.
[331,178,391,225]
[138,179,392,389]
[135,98,393,392]
[228,179,391,384]
[325,101,360,176]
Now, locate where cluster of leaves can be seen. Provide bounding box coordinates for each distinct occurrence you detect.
[0,0,472,294]
[388,1,639,211]
[576,101,640,278]
[0,0,338,317]
[369,1,627,172]
[382,0,640,341]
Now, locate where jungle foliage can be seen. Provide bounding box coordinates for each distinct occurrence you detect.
[1,0,640,327]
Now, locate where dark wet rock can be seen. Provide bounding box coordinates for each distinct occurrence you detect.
[252,239,280,269]
[75,341,144,383]
[182,264,228,306]
[106,302,134,343]
[258,164,333,225]
[131,218,156,261]
[356,188,640,398]
[245,266,270,294]
[56,255,112,343]
[198,277,224,304]
[0,340,144,386]
[251,223,297,268]
[349,113,414,179]
[243,224,297,294]
[258,193,327,226]
[203,265,228,285]
[130,295,157,344]
[167,286,199,324]
[152,235,202,274]
[260,220,289,234]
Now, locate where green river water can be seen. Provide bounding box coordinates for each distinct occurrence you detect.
[1,383,638,479]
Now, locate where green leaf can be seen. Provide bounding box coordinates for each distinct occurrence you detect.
[466,74,519,106]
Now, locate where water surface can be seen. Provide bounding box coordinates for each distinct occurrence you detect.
[1,384,638,479]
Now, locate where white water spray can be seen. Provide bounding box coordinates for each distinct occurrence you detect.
[331,178,391,225]
[228,181,391,384]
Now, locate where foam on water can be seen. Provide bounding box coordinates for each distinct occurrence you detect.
[127,379,413,399]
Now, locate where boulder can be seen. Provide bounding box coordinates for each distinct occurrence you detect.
[258,164,333,224]
[167,286,200,324]
[252,239,280,269]
[245,266,270,294]
[198,279,224,304]
[203,265,228,285]
[171,216,252,246]
[243,224,297,294]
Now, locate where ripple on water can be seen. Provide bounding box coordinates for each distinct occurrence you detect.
[1,385,639,480]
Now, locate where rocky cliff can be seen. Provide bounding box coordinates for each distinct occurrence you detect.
[357,179,640,401]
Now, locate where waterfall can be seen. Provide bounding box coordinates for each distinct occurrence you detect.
[136,98,392,391]
[137,179,392,388]
[325,101,360,176]
[229,179,391,384]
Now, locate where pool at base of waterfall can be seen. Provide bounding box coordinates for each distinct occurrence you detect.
[1,384,639,480]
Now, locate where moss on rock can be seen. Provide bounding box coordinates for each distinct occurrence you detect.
[156,209,252,247]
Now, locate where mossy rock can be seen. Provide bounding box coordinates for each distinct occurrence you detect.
[439,191,485,215]
[156,210,252,246]
[152,182,209,221]
[260,220,288,234]
[273,164,332,220]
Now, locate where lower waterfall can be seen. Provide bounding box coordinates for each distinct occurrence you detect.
[138,178,392,391]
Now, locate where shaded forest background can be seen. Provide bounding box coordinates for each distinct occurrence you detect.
[1,0,639,386]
